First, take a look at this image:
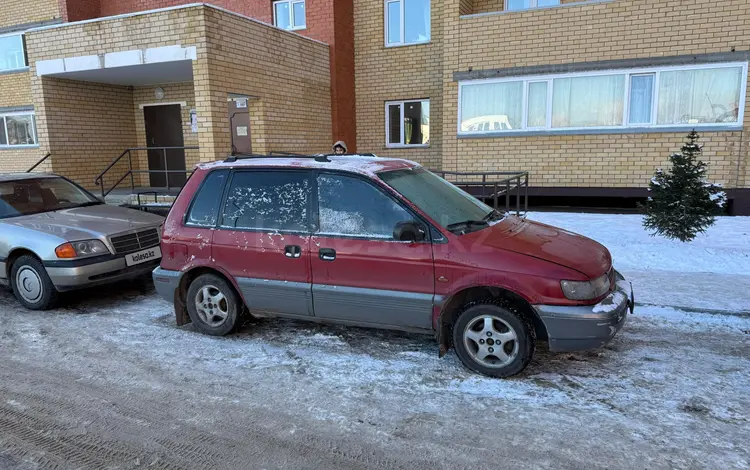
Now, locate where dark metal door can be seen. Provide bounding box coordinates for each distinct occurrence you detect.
[144,104,186,188]
[228,97,252,155]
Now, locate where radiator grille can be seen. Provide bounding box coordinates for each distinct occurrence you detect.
[110,228,160,255]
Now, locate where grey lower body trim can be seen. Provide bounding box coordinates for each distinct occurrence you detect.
[533,271,634,352]
[236,278,313,316]
[152,267,183,302]
[313,284,434,330]
[47,257,158,291]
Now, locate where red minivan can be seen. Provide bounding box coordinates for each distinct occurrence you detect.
[153,155,634,378]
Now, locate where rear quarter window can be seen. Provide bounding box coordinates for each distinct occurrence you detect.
[185,170,229,226]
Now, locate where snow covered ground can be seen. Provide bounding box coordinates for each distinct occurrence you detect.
[0,213,748,469]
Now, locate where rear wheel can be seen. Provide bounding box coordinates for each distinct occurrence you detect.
[186,274,240,336]
[452,300,535,378]
[10,255,58,310]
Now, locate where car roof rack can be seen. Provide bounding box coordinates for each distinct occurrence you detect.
[224,152,331,163]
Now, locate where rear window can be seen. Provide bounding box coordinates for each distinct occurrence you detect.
[185,170,229,227]
[220,170,310,232]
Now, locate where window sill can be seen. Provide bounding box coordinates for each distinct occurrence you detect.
[0,67,30,76]
[0,145,40,150]
[457,125,743,138]
[384,144,431,149]
[385,40,431,49]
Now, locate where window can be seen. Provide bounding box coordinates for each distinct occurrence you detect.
[385,100,430,147]
[273,0,306,31]
[0,111,37,147]
[317,173,413,239]
[221,171,310,232]
[186,170,229,227]
[380,167,492,229]
[0,33,26,72]
[0,177,98,219]
[458,62,748,135]
[385,0,430,46]
[507,0,560,11]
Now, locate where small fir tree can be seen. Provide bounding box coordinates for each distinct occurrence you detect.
[642,130,726,242]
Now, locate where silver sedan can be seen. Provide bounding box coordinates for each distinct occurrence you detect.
[0,173,164,310]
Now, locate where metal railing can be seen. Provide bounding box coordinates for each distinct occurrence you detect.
[27,153,52,173]
[431,170,529,215]
[94,146,199,198]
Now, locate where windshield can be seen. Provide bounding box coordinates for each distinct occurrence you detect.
[379,167,497,231]
[0,177,100,219]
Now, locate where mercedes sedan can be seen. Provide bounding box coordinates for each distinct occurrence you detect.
[0,173,164,310]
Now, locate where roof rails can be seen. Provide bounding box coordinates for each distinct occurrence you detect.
[224,152,331,163]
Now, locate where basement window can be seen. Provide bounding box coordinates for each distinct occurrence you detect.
[274,0,306,31]
[0,33,27,72]
[386,99,430,148]
[0,111,37,148]
[385,0,431,47]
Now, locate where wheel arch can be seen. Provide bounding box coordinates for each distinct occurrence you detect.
[5,248,41,280]
[175,266,242,326]
[437,285,548,356]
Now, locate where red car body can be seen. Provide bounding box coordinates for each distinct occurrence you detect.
[154,155,633,376]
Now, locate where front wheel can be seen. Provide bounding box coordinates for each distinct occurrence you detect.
[186,274,241,336]
[10,255,58,310]
[452,300,535,378]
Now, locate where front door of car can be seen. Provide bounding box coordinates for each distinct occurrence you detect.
[212,169,313,316]
[310,172,435,330]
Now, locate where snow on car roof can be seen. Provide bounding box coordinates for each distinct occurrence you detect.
[197,155,420,176]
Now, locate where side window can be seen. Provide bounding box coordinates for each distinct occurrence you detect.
[221,171,310,232]
[317,173,413,239]
[186,170,229,227]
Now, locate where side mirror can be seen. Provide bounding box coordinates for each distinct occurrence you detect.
[393,221,427,242]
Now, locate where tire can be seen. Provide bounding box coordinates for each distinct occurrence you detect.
[10,255,58,310]
[186,274,241,336]
[452,299,535,378]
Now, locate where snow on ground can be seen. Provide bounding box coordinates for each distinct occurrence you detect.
[1,212,749,468]
[527,213,750,314]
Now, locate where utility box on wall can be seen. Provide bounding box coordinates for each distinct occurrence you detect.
[228,95,252,154]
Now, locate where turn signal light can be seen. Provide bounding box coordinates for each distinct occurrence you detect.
[55,243,77,259]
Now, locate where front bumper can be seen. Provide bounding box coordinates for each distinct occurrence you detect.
[533,271,634,352]
[46,256,160,291]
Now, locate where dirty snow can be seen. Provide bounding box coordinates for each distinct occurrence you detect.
[0,212,749,469]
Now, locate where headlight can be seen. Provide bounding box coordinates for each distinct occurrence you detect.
[561,273,611,301]
[55,240,110,259]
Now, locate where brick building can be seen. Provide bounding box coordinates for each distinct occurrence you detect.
[1,0,749,213]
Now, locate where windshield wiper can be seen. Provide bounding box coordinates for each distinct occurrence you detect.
[446,219,489,234]
[482,209,504,222]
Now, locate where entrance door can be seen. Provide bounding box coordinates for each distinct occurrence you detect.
[228,97,252,155]
[310,172,436,330]
[144,104,186,188]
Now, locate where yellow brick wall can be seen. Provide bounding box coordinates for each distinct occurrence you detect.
[34,78,138,188]
[0,73,32,107]
[0,0,60,29]
[354,0,443,169]
[439,0,750,189]
[24,6,209,187]
[200,7,332,162]
[132,83,200,186]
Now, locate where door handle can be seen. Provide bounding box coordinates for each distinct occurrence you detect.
[319,248,336,261]
[284,245,302,259]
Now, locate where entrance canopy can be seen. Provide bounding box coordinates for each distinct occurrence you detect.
[35,45,196,86]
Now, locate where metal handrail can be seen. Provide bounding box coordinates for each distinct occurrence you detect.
[94,146,199,199]
[431,170,529,215]
[27,153,52,173]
